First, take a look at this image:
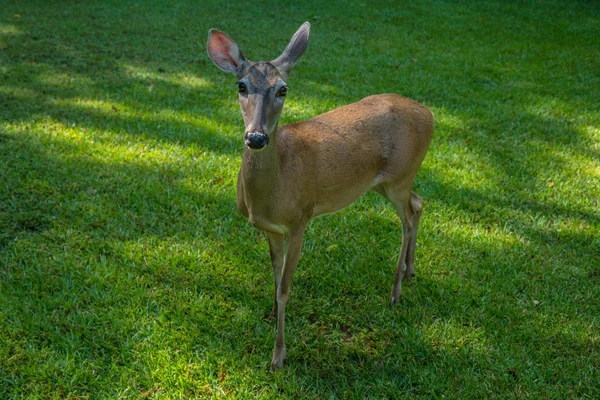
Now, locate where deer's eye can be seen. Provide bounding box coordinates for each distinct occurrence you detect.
[236,81,248,94]
[277,86,288,97]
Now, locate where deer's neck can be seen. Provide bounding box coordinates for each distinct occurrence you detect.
[240,134,281,197]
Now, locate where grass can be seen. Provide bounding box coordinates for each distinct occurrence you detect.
[1,0,599,398]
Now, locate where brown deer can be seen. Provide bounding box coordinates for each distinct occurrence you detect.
[207,22,434,369]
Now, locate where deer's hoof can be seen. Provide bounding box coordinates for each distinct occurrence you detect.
[404,265,415,282]
[388,295,401,309]
[403,272,416,282]
[271,347,286,370]
[389,285,402,308]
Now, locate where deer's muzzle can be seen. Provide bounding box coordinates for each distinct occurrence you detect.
[244,131,269,150]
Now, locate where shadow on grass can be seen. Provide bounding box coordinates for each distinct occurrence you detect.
[0,124,272,393]
[1,0,599,396]
[1,63,240,155]
[278,197,598,394]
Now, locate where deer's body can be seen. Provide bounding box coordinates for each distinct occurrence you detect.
[237,94,433,233]
[207,23,433,369]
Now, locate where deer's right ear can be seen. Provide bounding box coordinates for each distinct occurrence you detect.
[207,29,249,77]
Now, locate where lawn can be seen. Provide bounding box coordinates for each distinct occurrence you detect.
[1,0,599,398]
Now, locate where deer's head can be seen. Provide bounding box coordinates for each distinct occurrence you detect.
[207,23,310,151]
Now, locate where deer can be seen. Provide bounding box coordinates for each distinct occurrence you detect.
[207,22,434,370]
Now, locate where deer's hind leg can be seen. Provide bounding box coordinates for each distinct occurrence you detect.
[404,192,423,282]
[374,184,422,306]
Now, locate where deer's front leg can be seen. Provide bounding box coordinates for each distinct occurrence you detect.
[271,226,306,370]
[266,232,284,318]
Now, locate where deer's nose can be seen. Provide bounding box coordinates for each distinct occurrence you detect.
[244,131,269,150]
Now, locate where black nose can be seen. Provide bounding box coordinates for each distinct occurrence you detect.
[244,131,269,150]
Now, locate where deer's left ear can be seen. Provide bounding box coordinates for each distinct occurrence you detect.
[207,29,250,78]
[272,22,310,79]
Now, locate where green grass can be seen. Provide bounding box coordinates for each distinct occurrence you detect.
[1,0,599,398]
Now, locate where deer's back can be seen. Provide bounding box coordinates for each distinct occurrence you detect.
[285,93,432,151]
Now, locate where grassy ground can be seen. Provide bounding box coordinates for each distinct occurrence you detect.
[1,0,599,398]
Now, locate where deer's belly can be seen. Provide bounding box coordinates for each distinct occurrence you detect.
[312,179,374,218]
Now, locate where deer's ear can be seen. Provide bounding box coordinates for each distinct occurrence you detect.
[207,29,249,77]
[272,22,310,79]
